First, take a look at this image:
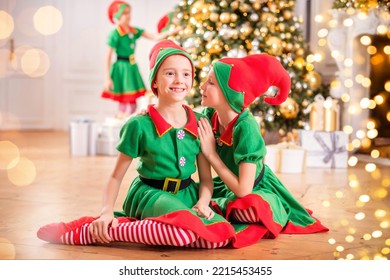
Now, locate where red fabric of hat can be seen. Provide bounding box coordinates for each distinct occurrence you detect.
[214,54,291,112]
[108,1,128,24]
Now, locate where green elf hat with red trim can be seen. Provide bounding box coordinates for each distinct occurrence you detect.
[148,39,194,95]
[108,1,129,24]
[213,54,291,113]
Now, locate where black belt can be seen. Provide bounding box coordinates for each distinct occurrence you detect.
[140,176,192,194]
[117,55,135,64]
[253,166,265,186]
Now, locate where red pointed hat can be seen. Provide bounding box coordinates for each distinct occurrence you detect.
[213,54,291,112]
[148,40,194,95]
[108,1,129,24]
[157,12,174,33]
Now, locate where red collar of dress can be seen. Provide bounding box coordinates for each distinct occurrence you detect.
[148,104,198,139]
[211,111,241,146]
[117,25,137,36]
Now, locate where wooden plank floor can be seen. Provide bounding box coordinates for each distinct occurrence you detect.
[0,131,389,260]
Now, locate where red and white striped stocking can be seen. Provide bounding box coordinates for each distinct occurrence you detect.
[230,207,260,223]
[60,219,198,247]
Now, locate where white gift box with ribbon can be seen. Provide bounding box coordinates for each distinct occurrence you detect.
[298,130,348,168]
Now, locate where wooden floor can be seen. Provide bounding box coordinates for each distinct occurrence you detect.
[1,130,389,260]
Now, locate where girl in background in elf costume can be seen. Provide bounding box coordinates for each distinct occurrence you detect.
[198,54,329,247]
[37,40,236,249]
[102,1,179,119]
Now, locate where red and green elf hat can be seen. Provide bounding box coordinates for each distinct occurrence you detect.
[108,1,129,24]
[157,12,175,33]
[213,54,291,113]
[148,40,194,95]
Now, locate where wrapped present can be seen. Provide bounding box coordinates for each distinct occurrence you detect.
[298,130,348,168]
[265,142,306,174]
[69,118,97,156]
[96,117,123,156]
[307,94,340,132]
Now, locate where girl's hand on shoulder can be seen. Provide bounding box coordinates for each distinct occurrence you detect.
[89,213,118,243]
[192,202,215,220]
[198,118,216,158]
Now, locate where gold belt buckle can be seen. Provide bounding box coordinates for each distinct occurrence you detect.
[162,177,181,194]
[129,55,135,64]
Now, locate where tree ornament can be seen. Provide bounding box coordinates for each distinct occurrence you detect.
[266,36,283,56]
[220,12,231,23]
[279,97,299,119]
[305,71,322,90]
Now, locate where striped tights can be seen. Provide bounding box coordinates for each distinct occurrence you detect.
[61,219,230,249]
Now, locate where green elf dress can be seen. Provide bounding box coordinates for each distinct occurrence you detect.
[114,104,236,245]
[101,25,146,103]
[199,53,329,247]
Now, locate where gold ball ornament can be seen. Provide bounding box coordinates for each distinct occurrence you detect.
[220,12,231,24]
[305,71,322,90]
[230,13,238,22]
[279,97,299,119]
[230,1,239,10]
[266,36,283,56]
[190,0,210,21]
[206,39,222,55]
[210,12,219,22]
[283,9,293,20]
[293,57,305,70]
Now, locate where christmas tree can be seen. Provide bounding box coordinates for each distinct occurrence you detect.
[332,0,390,12]
[168,0,330,137]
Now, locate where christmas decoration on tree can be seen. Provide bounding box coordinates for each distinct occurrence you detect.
[332,0,390,12]
[168,0,330,136]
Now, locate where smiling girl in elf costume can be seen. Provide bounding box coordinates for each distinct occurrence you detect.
[102,1,179,119]
[198,54,329,246]
[37,40,237,249]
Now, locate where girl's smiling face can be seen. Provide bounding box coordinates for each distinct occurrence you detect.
[153,55,193,102]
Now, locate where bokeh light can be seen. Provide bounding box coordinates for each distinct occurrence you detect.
[33,6,63,35]
[7,157,37,186]
[0,140,20,170]
[0,11,14,39]
[20,48,50,77]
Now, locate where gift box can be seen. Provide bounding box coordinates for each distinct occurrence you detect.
[96,117,123,156]
[298,130,348,168]
[69,118,97,156]
[306,94,340,132]
[264,142,306,174]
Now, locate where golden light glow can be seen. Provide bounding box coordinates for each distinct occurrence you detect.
[0,140,20,170]
[344,79,354,88]
[336,245,344,252]
[322,200,331,207]
[328,238,336,245]
[368,100,376,109]
[344,58,353,67]
[366,120,376,129]
[384,46,390,55]
[367,129,378,139]
[352,139,361,148]
[335,191,344,198]
[372,231,383,238]
[33,6,63,35]
[374,94,384,105]
[360,35,372,46]
[317,28,328,38]
[341,94,351,102]
[361,78,372,88]
[359,194,370,203]
[363,233,372,240]
[21,48,50,77]
[374,188,388,199]
[356,130,366,139]
[0,238,16,259]
[377,24,388,35]
[348,156,358,166]
[365,163,376,172]
[7,157,37,186]
[346,254,354,260]
[343,18,353,27]
[314,15,324,23]
[345,235,354,243]
[387,112,390,122]
[375,209,387,218]
[386,239,390,246]
[371,149,380,158]
[0,11,14,39]
[349,179,359,188]
[385,81,390,92]
[348,104,361,115]
[355,212,366,220]
[380,221,389,229]
[367,45,377,55]
[381,248,390,255]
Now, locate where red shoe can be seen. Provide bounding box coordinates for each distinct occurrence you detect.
[37,216,97,244]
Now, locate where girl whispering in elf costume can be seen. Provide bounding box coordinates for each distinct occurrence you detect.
[198,54,329,246]
[102,1,179,119]
[37,40,237,249]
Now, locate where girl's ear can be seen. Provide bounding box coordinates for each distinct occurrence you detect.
[153,81,158,88]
